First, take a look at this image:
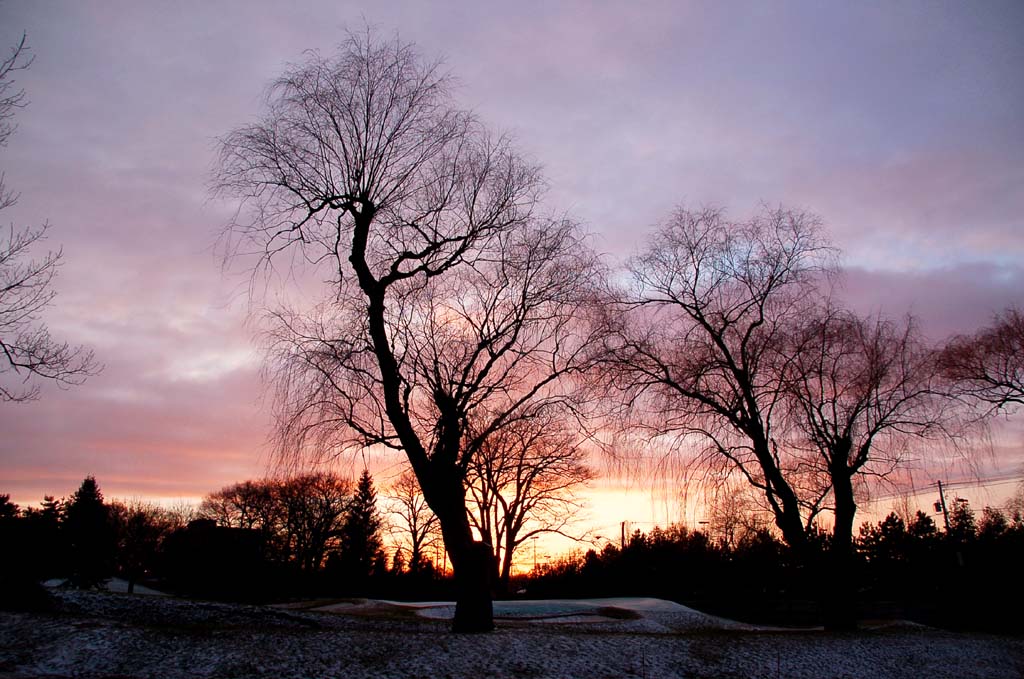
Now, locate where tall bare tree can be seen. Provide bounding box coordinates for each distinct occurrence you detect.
[608,205,965,629]
[606,206,832,552]
[108,499,177,594]
[780,307,950,628]
[215,30,606,631]
[0,33,96,401]
[939,307,1024,414]
[465,406,594,589]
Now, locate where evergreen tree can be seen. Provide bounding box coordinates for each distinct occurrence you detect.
[337,470,384,581]
[0,494,18,521]
[907,510,938,540]
[64,476,114,587]
[19,495,65,579]
[391,547,406,575]
[978,506,1009,541]
[947,499,977,543]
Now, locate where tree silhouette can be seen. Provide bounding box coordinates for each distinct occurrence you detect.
[199,474,351,570]
[604,205,970,629]
[277,472,351,571]
[605,206,831,553]
[215,29,606,631]
[387,470,440,576]
[200,480,278,532]
[108,499,174,594]
[0,494,17,521]
[465,407,593,589]
[779,307,950,629]
[947,499,976,543]
[64,477,114,588]
[336,470,384,581]
[940,307,1024,414]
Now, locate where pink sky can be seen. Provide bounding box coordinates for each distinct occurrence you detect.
[1,2,1022,533]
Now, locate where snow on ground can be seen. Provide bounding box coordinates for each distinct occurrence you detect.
[1,589,1022,679]
[42,578,168,596]
[375,597,755,633]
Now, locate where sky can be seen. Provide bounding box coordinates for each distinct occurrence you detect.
[0,1,1022,547]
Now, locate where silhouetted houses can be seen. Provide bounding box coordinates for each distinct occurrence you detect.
[161,519,271,600]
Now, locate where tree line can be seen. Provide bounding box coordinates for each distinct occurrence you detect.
[5,473,1022,633]
[528,491,1024,632]
[0,472,399,603]
[2,442,595,606]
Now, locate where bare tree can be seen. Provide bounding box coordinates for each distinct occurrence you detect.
[276,472,351,571]
[607,205,966,629]
[780,306,950,628]
[704,478,772,550]
[0,34,96,401]
[108,499,177,594]
[939,307,1024,414]
[465,406,593,590]
[387,470,441,575]
[199,474,351,570]
[199,480,279,532]
[0,34,32,150]
[606,206,832,552]
[214,30,606,631]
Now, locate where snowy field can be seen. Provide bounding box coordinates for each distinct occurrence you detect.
[1,588,1022,678]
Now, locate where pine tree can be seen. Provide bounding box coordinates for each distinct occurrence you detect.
[64,476,114,588]
[391,547,406,575]
[947,499,977,543]
[0,495,18,521]
[337,470,383,581]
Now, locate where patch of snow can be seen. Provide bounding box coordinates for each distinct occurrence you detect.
[393,597,753,632]
[102,578,168,596]
[41,577,167,596]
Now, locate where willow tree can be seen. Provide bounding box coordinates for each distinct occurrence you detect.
[606,206,833,551]
[940,307,1024,414]
[215,31,605,632]
[780,307,949,629]
[607,205,960,629]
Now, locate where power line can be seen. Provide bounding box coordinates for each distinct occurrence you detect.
[865,471,1023,505]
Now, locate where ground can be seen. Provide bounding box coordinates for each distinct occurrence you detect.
[1,587,1021,678]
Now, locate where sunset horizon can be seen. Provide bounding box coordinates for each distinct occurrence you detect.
[2,1,1022,560]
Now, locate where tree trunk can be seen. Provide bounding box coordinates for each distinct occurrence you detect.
[495,536,515,595]
[825,464,858,631]
[421,471,495,633]
[751,431,807,552]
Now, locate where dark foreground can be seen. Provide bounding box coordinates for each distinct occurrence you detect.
[1,589,1021,679]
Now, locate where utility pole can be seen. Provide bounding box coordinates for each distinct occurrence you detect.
[620,521,626,550]
[937,480,951,531]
